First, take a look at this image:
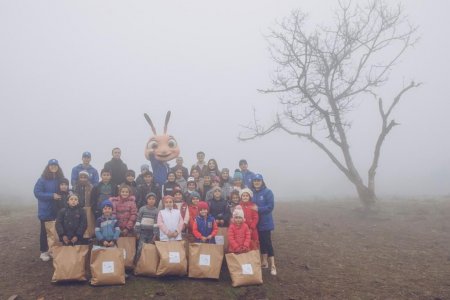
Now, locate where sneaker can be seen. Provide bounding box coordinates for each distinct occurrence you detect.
[40,252,50,262]
[270,265,277,276]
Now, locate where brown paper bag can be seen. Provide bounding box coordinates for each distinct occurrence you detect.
[45,221,62,255]
[51,245,89,282]
[225,250,263,287]
[117,236,136,269]
[215,227,228,252]
[83,207,96,239]
[134,243,159,276]
[188,243,224,279]
[90,247,125,286]
[155,240,187,276]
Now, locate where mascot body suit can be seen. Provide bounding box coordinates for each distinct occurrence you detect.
[144,111,180,186]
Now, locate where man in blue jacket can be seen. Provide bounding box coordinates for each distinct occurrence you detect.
[71,151,99,187]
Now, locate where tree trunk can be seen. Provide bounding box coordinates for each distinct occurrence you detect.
[355,182,376,207]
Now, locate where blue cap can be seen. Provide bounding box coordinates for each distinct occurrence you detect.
[253,174,264,181]
[82,151,91,158]
[101,199,113,209]
[48,159,59,166]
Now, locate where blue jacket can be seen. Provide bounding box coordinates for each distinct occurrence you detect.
[34,177,59,220]
[71,164,99,187]
[149,154,170,186]
[95,215,120,242]
[241,170,255,188]
[252,185,275,231]
[194,215,216,244]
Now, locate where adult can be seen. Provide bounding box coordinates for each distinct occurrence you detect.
[239,159,255,188]
[190,151,207,176]
[71,151,99,187]
[251,173,277,276]
[104,147,128,188]
[171,156,189,180]
[34,159,65,261]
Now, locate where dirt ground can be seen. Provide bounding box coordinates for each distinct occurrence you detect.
[1,197,450,300]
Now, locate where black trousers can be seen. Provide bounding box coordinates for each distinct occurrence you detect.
[258,230,274,257]
[40,220,49,252]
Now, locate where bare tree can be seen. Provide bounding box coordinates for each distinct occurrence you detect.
[240,0,421,206]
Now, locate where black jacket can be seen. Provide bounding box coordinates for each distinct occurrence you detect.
[55,205,87,241]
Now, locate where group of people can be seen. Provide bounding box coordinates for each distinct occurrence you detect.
[34,148,277,276]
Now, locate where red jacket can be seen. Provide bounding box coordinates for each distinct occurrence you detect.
[240,201,259,243]
[227,222,251,253]
[188,204,199,232]
[111,196,137,231]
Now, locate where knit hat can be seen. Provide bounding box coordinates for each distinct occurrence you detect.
[141,164,150,172]
[101,199,113,209]
[126,169,136,177]
[233,205,245,219]
[239,188,253,199]
[187,177,195,183]
[59,178,69,185]
[146,192,157,200]
[191,191,200,199]
[48,159,59,166]
[79,170,89,178]
[198,201,209,212]
[211,186,222,193]
[233,171,243,181]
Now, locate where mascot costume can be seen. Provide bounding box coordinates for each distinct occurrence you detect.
[144,111,180,185]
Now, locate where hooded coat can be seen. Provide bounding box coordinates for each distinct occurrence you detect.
[252,183,275,231]
[55,204,87,241]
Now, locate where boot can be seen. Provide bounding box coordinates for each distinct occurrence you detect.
[261,254,268,268]
[269,256,277,275]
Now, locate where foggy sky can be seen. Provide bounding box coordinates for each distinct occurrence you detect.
[0,0,449,203]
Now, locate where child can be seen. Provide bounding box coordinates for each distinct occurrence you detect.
[200,174,212,201]
[205,176,221,201]
[95,199,120,247]
[157,195,183,241]
[227,190,241,216]
[232,170,244,192]
[124,169,137,196]
[188,191,201,233]
[190,168,203,192]
[239,188,259,250]
[174,168,187,193]
[73,170,93,208]
[90,169,118,219]
[135,192,159,259]
[208,186,231,227]
[162,172,179,198]
[54,178,70,216]
[227,206,251,253]
[192,201,218,243]
[136,164,150,186]
[220,168,233,200]
[136,170,161,209]
[55,193,87,246]
[184,177,198,204]
[173,187,190,232]
[110,184,138,237]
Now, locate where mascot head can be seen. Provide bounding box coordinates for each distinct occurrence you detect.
[144,111,180,162]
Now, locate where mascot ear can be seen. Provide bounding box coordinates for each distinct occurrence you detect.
[144,113,157,135]
[164,111,171,134]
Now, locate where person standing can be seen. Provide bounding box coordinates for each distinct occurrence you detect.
[190,151,207,176]
[252,173,277,276]
[171,157,189,180]
[104,147,128,188]
[34,159,65,261]
[239,159,255,188]
[70,151,99,187]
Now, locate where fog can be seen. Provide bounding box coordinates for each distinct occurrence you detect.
[0,1,449,203]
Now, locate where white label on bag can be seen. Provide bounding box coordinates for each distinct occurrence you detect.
[169,251,180,263]
[199,254,211,266]
[215,235,224,245]
[242,264,253,275]
[102,261,114,274]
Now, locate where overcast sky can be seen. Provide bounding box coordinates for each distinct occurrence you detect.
[0,0,449,202]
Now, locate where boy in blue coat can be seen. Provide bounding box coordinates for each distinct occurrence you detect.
[192,201,218,243]
[95,200,120,247]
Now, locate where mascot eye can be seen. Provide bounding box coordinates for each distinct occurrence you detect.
[147,141,158,149]
[168,138,178,148]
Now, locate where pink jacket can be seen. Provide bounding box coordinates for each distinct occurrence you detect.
[111,195,137,231]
